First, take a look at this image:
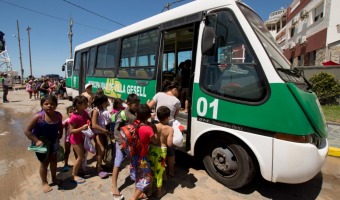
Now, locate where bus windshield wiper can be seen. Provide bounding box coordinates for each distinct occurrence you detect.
[277,68,312,90]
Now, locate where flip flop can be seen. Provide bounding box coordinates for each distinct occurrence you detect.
[35,136,51,162]
[72,177,86,184]
[111,192,124,200]
[28,145,48,153]
[98,171,108,179]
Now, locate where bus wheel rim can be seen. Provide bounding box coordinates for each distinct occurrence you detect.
[212,147,238,176]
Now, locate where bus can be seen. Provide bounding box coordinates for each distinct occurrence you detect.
[69,0,328,189]
[62,58,74,100]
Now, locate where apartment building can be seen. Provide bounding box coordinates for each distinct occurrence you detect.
[265,0,340,66]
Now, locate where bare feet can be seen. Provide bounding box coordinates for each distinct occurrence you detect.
[42,183,53,193]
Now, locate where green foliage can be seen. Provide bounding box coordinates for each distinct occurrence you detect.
[309,72,340,105]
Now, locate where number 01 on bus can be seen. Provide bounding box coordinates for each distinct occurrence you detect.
[65,0,328,189]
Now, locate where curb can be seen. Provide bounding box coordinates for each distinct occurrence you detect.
[328,146,340,157]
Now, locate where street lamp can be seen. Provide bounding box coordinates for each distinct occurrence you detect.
[26,26,32,77]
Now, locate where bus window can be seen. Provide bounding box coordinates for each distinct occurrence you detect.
[120,29,159,79]
[201,10,266,102]
[73,52,81,76]
[95,41,117,77]
[88,47,95,76]
[66,60,73,77]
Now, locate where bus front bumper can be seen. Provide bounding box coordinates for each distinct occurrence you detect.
[271,137,328,183]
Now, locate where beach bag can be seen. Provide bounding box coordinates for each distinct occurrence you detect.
[103,136,115,165]
[172,120,184,147]
[120,120,143,156]
[57,144,65,162]
[84,136,96,154]
[82,127,95,138]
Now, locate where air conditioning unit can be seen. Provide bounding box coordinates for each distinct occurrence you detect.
[300,9,308,19]
[292,17,298,25]
[299,36,307,44]
[289,42,296,49]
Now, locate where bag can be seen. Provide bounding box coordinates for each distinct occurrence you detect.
[82,127,95,138]
[120,120,143,156]
[103,136,115,165]
[172,120,184,147]
[84,136,96,154]
[57,144,65,162]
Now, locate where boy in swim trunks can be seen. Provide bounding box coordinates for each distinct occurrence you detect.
[148,106,174,198]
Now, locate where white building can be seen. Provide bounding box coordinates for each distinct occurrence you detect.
[266,0,340,66]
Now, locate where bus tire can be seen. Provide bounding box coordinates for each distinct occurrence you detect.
[202,136,255,189]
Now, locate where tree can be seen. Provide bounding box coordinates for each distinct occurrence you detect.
[309,72,340,105]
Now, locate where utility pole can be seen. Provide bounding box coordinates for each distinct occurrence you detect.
[68,17,73,59]
[26,26,32,77]
[16,20,24,83]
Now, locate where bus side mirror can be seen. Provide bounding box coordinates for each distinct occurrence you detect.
[202,26,215,56]
[61,64,65,71]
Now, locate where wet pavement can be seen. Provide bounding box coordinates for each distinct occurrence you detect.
[1,90,340,200]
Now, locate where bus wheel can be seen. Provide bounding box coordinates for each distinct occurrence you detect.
[203,136,255,189]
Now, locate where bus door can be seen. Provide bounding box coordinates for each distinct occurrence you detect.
[79,51,89,94]
[159,13,201,151]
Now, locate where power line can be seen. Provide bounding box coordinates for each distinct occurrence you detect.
[0,0,112,33]
[161,0,187,13]
[62,0,126,27]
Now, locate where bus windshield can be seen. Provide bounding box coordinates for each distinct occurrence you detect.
[238,3,305,84]
[66,60,73,77]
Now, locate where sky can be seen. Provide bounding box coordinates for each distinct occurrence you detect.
[0,0,291,78]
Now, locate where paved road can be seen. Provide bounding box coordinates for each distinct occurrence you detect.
[0,90,340,200]
[327,124,340,148]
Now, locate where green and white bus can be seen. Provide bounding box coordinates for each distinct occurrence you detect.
[69,0,328,189]
[62,58,74,100]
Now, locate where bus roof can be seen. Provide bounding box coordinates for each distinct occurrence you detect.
[75,0,248,51]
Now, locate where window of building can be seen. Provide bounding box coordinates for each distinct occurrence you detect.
[310,50,316,65]
[290,27,295,38]
[314,3,324,22]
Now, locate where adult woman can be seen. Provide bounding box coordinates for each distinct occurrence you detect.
[147,80,181,121]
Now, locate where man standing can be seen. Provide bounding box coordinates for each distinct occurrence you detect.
[81,83,94,112]
[2,74,10,103]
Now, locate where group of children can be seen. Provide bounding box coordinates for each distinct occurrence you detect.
[24,92,175,200]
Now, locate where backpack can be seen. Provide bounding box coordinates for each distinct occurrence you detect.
[110,110,126,132]
[120,120,143,156]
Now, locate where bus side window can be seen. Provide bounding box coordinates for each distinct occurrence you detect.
[118,69,130,78]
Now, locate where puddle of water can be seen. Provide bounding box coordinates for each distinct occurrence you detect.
[0,108,39,199]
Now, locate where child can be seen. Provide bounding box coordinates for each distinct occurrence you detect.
[110,98,124,131]
[69,95,90,184]
[26,80,33,100]
[61,105,75,172]
[129,104,158,200]
[148,106,173,198]
[111,94,140,200]
[24,95,63,193]
[32,79,38,100]
[91,94,111,178]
